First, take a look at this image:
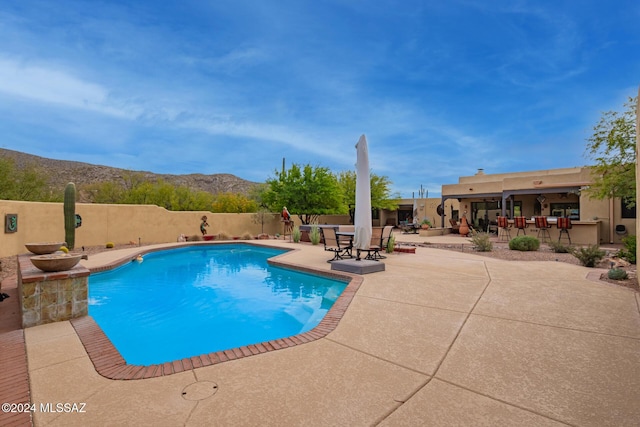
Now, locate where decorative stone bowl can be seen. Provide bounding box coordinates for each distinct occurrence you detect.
[25,242,66,255]
[30,254,82,272]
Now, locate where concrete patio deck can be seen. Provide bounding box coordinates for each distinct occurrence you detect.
[2,235,639,426]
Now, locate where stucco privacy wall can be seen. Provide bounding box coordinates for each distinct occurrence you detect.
[0,200,349,258]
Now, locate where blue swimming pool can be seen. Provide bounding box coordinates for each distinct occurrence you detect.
[88,244,347,365]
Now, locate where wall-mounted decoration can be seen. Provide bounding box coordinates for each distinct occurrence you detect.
[5,213,18,233]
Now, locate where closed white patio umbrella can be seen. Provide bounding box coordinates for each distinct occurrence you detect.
[354,134,372,260]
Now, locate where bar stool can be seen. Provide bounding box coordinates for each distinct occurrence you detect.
[497,216,512,241]
[514,216,528,236]
[557,217,572,244]
[534,216,552,243]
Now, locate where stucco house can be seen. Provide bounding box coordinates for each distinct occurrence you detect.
[440,167,635,245]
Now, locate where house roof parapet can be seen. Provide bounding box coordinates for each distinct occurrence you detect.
[444,166,594,197]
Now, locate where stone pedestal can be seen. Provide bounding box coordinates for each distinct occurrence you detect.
[17,254,90,328]
[330,259,385,274]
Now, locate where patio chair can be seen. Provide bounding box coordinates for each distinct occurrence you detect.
[497,216,512,241]
[380,225,393,256]
[368,225,393,260]
[320,227,352,262]
[534,216,552,243]
[557,217,572,244]
[355,227,383,261]
[514,216,528,236]
[449,218,460,234]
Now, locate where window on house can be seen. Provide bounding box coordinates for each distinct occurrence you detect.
[504,200,522,218]
[550,203,579,219]
[621,198,636,219]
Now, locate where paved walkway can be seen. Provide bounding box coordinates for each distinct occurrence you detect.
[4,236,640,426]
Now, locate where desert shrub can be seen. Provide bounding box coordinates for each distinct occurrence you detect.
[608,268,628,280]
[240,231,254,240]
[471,232,492,252]
[570,244,606,267]
[617,235,636,264]
[508,236,540,251]
[386,234,396,253]
[309,225,321,245]
[105,242,115,248]
[292,226,301,243]
[216,232,229,240]
[548,240,572,253]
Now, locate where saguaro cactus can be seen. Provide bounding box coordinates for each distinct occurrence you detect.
[64,182,76,249]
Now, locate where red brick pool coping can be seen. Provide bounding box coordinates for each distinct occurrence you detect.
[72,242,363,380]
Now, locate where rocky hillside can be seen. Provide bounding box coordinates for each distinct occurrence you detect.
[0,148,260,198]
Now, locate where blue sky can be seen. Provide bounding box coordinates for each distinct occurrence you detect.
[0,1,638,198]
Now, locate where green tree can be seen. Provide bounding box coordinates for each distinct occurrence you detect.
[171,186,215,211]
[211,192,258,213]
[263,163,343,224]
[0,158,50,201]
[85,181,124,203]
[252,207,274,234]
[337,170,400,212]
[585,95,637,207]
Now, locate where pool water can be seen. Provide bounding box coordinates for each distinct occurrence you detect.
[88,244,347,365]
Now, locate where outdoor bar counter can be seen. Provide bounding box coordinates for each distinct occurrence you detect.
[506,219,601,245]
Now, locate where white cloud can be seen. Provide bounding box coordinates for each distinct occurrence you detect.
[0,56,136,118]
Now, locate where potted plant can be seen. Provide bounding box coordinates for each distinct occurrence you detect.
[421,219,432,229]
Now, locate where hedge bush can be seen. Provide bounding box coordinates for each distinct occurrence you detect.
[548,240,572,253]
[608,268,628,280]
[617,235,636,264]
[508,236,540,251]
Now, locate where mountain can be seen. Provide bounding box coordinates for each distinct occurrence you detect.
[0,148,260,200]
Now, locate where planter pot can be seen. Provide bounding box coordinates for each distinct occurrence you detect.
[30,254,82,272]
[459,217,470,236]
[25,242,65,255]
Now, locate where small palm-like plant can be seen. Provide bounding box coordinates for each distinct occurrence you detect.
[309,225,321,245]
[570,244,606,267]
[386,234,396,253]
[471,232,493,252]
[292,226,302,243]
